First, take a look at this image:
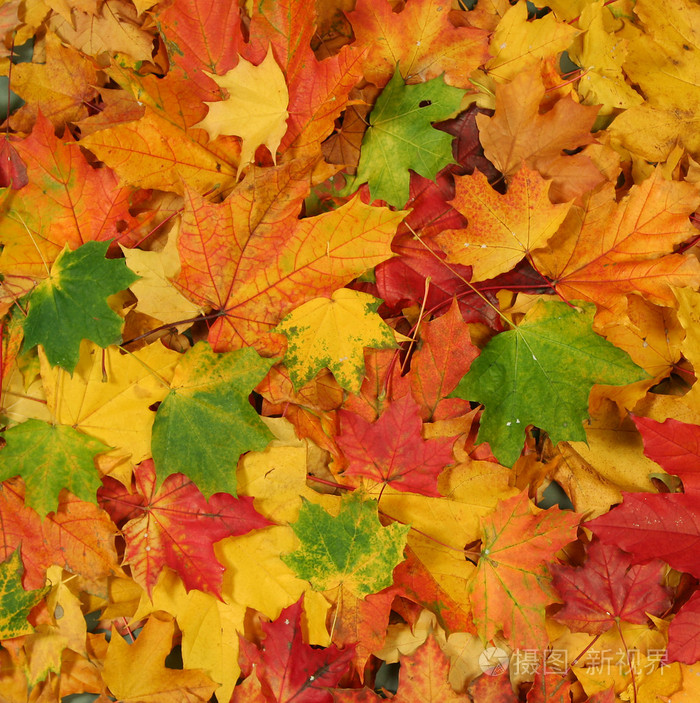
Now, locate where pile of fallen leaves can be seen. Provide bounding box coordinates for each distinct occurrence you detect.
[1,0,699,701]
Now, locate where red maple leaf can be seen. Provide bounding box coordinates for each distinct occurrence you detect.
[337,394,456,496]
[587,492,700,579]
[244,599,355,703]
[407,299,478,421]
[98,460,270,597]
[633,415,700,493]
[667,590,700,664]
[550,540,670,634]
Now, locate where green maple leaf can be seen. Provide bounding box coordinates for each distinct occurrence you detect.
[282,491,409,597]
[0,549,49,639]
[151,342,275,497]
[348,65,464,208]
[0,419,109,516]
[22,241,138,373]
[452,300,648,467]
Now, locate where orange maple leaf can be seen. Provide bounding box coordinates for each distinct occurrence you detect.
[174,158,405,353]
[469,491,579,650]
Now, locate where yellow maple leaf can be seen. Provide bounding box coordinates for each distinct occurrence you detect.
[568,1,643,115]
[103,613,216,703]
[485,1,578,82]
[121,234,204,327]
[132,572,246,703]
[196,46,289,166]
[40,340,180,465]
[48,0,154,67]
[275,288,400,394]
[607,0,700,161]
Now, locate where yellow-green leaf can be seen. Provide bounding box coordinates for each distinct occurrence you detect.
[275,289,398,393]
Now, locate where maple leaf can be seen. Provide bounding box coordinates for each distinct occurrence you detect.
[196,46,289,165]
[469,491,579,650]
[22,241,138,372]
[406,299,478,421]
[337,394,456,496]
[550,540,670,634]
[437,164,573,281]
[0,419,108,516]
[391,635,463,702]
[0,477,121,594]
[606,0,700,161]
[154,0,240,84]
[632,415,700,493]
[80,106,240,194]
[467,673,518,702]
[476,68,602,200]
[174,159,405,352]
[567,1,643,116]
[0,31,99,132]
[242,0,365,156]
[0,548,49,639]
[275,289,398,393]
[587,492,700,579]
[40,340,181,466]
[667,591,700,665]
[103,614,217,703]
[348,67,465,208]
[349,0,489,88]
[151,342,274,497]
[121,239,204,327]
[0,134,27,189]
[245,599,355,703]
[283,491,409,597]
[484,1,577,82]
[452,299,647,467]
[526,669,573,703]
[49,0,154,65]
[98,459,270,597]
[0,112,147,281]
[531,169,700,323]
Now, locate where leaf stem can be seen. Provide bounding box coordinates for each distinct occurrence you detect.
[400,276,431,375]
[616,618,638,703]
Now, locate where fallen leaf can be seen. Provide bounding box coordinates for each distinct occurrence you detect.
[452,299,647,466]
[392,635,464,702]
[283,491,409,597]
[196,46,289,165]
[0,549,49,639]
[98,459,271,597]
[337,394,456,496]
[275,289,398,393]
[246,599,355,703]
[531,170,700,324]
[551,540,670,634]
[587,492,700,579]
[437,165,573,281]
[349,0,489,88]
[151,342,274,496]
[0,419,108,516]
[349,67,464,208]
[469,491,580,650]
[102,614,217,703]
[22,241,138,372]
[174,160,405,351]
